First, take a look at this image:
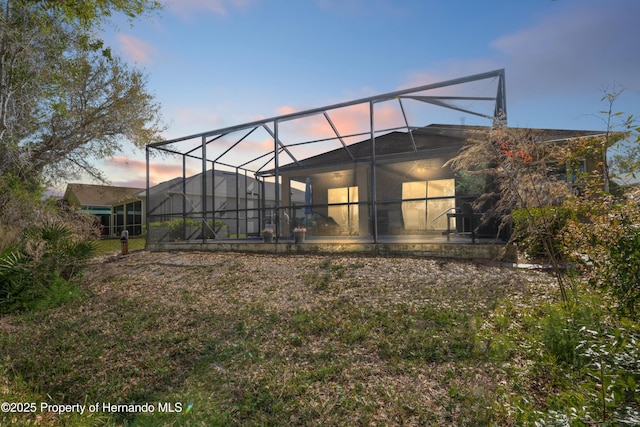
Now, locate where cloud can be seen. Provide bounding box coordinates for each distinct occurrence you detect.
[104,156,200,187]
[117,34,157,65]
[277,105,297,116]
[274,102,408,145]
[491,0,640,98]
[162,0,255,18]
[389,1,639,129]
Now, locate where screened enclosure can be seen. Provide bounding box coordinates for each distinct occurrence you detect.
[145,70,508,244]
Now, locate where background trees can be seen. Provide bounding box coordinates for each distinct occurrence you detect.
[562,89,640,319]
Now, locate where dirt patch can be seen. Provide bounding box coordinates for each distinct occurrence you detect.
[85,250,556,314]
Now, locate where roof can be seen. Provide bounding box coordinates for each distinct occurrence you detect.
[272,124,605,175]
[63,183,144,207]
[147,169,305,202]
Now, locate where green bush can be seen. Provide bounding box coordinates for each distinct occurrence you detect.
[539,290,604,368]
[481,285,640,426]
[512,206,576,261]
[149,218,226,241]
[0,221,95,312]
[563,193,640,319]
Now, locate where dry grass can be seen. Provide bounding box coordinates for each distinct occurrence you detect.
[0,251,559,426]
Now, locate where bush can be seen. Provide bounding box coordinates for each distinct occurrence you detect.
[575,325,640,424]
[482,286,640,426]
[563,192,640,319]
[512,206,576,262]
[0,221,95,312]
[148,218,226,241]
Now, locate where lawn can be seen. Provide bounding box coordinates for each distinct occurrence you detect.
[1,251,561,426]
[94,236,147,255]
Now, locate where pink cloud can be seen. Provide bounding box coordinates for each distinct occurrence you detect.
[201,101,410,166]
[117,34,156,65]
[146,81,493,177]
[274,101,413,145]
[105,156,200,187]
[277,105,296,116]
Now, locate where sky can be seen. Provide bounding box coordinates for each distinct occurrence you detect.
[78,0,640,190]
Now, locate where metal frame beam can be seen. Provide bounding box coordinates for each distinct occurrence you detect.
[148,68,506,149]
[146,69,507,243]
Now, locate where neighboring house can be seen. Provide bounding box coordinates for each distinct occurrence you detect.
[63,183,143,236]
[270,124,605,238]
[64,170,302,241]
[146,169,305,241]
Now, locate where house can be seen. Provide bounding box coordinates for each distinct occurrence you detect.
[63,183,143,236]
[146,169,305,242]
[144,70,607,250]
[64,171,302,241]
[268,124,605,239]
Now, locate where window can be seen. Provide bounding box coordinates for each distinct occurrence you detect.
[328,186,359,233]
[113,205,125,236]
[402,179,455,231]
[113,201,143,237]
[126,201,143,236]
[401,182,427,230]
[427,179,456,230]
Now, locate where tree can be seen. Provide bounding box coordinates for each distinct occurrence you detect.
[561,89,640,319]
[0,0,164,185]
[32,0,161,28]
[445,126,586,301]
[0,0,162,309]
[602,88,640,184]
[567,87,640,193]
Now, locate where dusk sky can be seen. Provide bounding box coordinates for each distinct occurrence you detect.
[81,0,640,189]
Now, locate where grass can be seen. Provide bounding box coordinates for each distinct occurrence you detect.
[0,251,563,425]
[94,236,146,255]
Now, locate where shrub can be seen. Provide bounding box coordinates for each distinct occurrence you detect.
[148,218,226,241]
[511,206,576,262]
[482,286,640,426]
[563,192,640,319]
[576,326,640,424]
[0,221,95,312]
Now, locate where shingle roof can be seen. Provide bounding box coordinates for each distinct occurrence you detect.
[275,124,605,173]
[63,183,143,207]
